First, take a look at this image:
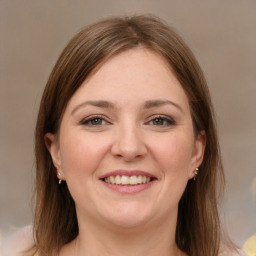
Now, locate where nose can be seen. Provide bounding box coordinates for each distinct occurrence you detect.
[111,123,147,161]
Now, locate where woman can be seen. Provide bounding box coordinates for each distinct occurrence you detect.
[1,15,245,256]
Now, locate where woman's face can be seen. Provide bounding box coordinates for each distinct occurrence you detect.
[47,49,205,229]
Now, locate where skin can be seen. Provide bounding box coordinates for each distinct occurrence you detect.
[46,48,206,256]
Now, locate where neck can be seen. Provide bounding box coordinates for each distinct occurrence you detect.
[67,212,185,256]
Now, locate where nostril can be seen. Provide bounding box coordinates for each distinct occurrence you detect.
[110,132,148,161]
[114,153,144,162]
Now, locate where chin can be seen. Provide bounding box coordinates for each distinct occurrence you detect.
[100,204,156,229]
[106,215,152,229]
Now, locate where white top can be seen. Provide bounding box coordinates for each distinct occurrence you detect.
[0,226,34,256]
[0,226,247,256]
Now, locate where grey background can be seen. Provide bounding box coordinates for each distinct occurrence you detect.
[0,0,255,247]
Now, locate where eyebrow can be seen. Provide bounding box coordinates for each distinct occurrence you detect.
[144,99,184,113]
[71,100,115,115]
[71,99,183,115]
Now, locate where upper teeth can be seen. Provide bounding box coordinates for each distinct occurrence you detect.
[104,175,151,185]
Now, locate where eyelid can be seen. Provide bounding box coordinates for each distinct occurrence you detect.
[80,114,111,126]
[146,114,176,125]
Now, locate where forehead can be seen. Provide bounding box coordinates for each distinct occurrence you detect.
[66,48,190,111]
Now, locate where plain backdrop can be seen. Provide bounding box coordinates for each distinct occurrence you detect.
[0,0,255,247]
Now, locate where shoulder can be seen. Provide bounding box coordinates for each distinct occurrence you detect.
[0,226,34,256]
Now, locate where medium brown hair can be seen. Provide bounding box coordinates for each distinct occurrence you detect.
[32,15,225,256]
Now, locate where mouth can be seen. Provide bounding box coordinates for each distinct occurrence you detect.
[102,175,155,185]
[99,170,157,193]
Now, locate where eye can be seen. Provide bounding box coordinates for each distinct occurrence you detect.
[80,115,108,126]
[148,115,175,126]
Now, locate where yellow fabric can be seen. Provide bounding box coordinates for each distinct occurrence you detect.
[243,234,256,256]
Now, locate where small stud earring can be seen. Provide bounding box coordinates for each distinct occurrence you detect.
[194,167,199,181]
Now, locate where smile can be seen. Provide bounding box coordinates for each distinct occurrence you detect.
[104,175,152,185]
[99,170,157,193]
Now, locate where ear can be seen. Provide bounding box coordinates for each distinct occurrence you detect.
[45,133,65,179]
[188,130,206,179]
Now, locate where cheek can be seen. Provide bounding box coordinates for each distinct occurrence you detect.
[59,132,110,180]
[150,133,194,177]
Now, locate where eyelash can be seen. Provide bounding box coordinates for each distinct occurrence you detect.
[80,115,175,127]
[80,115,109,126]
[147,115,175,126]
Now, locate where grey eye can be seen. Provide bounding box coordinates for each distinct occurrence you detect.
[81,116,107,126]
[149,116,175,126]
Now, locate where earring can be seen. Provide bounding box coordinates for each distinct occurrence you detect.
[194,167,199,181]
[57,172,62,185]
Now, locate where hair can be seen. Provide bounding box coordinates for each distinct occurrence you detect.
[31,15,226,256]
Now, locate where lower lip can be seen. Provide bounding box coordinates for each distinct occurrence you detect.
[101,180,156,194]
